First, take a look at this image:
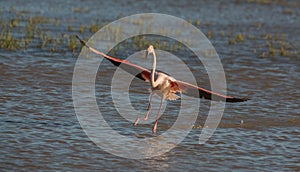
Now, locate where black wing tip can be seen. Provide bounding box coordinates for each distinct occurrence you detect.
[75,35,88,47]
[226,97,250,103]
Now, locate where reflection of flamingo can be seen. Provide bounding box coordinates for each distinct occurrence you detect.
[76,36,248,134]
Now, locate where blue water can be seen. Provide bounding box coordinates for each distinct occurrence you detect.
[1,0,299,171]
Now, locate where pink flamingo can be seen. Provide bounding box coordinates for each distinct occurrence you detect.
[76,36,248,134]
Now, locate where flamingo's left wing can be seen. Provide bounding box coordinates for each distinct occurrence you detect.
[171,80,248,102]
[76,36,151,82]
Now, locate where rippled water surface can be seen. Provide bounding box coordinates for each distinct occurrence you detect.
[1,0,299,171]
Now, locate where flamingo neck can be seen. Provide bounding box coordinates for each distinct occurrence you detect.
[151,52,157,87]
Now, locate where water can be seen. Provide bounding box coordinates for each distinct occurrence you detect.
[1,0,299,171]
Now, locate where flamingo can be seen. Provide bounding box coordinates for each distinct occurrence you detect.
[76,36,248,134]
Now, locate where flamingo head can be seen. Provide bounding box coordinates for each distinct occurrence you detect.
[146,45,155,56]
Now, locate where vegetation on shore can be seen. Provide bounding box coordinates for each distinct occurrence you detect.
[0,5,298,59]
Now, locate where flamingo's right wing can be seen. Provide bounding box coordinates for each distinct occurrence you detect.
[76,36,151,82]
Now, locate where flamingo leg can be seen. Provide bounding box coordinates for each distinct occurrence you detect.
[144,92,154,121]
[133,92,154,126]
[152,97,164,134]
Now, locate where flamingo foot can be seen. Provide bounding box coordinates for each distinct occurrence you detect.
[152,120,158,134]
[133,118,140,126]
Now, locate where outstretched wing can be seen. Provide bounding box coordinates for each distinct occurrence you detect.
[76,35,151,82]
[77,36,248,103]
[171,80,248,102]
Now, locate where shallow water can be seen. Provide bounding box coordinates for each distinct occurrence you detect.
[1,0,299,171]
